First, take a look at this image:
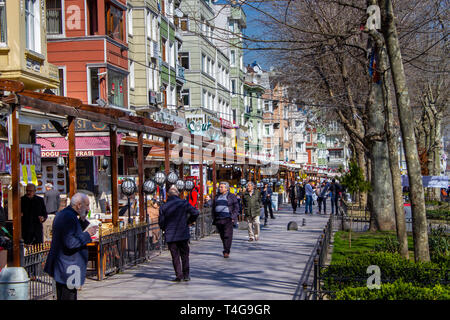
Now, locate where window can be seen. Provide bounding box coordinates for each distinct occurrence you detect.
[264,100,272,112]
[180,52,189,69]
[108,70,127,108]
[89,68,99,105]
[152,14,157,40]
[284,127,289,141]
[284,106,289,119]
[285,148,289,161]
[230,50,235,66]
[201,54,206,72]
[329,150,343,159]
[106,3,124,41]
[181,89,190,107]
[128,8,133,35]
[0,0,6,44]
[231,80,236,94]
[228,20,234,33]
[169,42,175,67]
[232,109,236,124]
[296,142,304,152]
[87,0,98,35]
[46,0,63,35]
[207,57,211,75]
[295,120,302,127]
[25,0,41,53]
[129,61,135,89]
[161,0,166,16]
[264,124,272,136]
[161,38,167,62]
[148,66,154,91]
[50,67,65,96]
[202,90,207,108]
[180,16,189,31]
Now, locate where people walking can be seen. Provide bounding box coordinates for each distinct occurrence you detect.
[211,182,240,258]
[305,180,314,214]
[288,181,298,213]
[44,193,98,300]
[44,183,61,215]
[317,180,331,214]
[330,179,342,215]
[261,182,275,226]
[159,186,199,282]
[242,182,262,241]
[21,183,48,245]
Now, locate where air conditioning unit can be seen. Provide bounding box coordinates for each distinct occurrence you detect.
[156,92,164,104]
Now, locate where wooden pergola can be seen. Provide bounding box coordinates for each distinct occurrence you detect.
[0,79,266,267]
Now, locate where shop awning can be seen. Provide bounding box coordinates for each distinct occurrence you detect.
[37,135,121,157]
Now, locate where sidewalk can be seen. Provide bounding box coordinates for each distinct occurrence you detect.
[79,202,330,300]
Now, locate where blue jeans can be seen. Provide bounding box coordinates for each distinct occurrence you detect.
[331,196,339,215]
[305,195,313,214]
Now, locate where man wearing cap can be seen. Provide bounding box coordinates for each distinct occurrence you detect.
[44,183,61,215]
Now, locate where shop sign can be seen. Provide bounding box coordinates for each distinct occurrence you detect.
[31,119,108,132]
[220,118,234,129]
[0,142,41,174]
[41,150,99,158]
[153,109,186,129]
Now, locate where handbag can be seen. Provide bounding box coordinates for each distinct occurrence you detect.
[312,193,318,201]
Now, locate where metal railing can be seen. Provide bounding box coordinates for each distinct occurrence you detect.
[23,243,55,300]
[22,208,216,299]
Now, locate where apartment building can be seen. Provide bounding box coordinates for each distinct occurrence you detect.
[0,0,59,90]
[179,0,232,144]
[326,121,349,171]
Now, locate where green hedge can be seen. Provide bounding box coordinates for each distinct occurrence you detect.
[321,252,449,292]
[335,280,450,300]
[427,209,450,221]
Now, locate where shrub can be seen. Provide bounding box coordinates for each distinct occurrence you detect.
[374,236,400,254]
[334,280,450,300]
[429,225,450,264]
[321,252,449,292]
[427,209,450,221]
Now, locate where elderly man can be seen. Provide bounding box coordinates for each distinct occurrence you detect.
[212,182,240,258]
[242,182,262,241]
[44,193,98,300]
[159,186,199,281]
[21,183,48,245]
[44,183,61,215]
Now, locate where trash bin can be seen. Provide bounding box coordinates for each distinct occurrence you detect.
[0,267,30,300]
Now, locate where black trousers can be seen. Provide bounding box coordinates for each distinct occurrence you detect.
[215,218,233,254]
[291,198,297,212]
[318,197,327,213]
[264,201,274,222]
[167,240,190,280]
[56,281,77,300]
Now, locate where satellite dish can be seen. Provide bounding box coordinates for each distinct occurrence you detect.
[174,8,184,18]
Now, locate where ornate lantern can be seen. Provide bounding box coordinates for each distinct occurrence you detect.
[167,171,179,184]
[120,179,137,225]
[185,180,195,192]
[154,171,167,186]
[143,179,156,195]
[175,179,185,192]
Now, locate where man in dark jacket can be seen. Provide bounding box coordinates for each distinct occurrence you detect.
[330,179,342,215]
[159,186,199,281]
[288,181,298,213]
[21,183,48,245]
[211,182,239,258]
[318,180,331,214]
[261,182,275,226]
[44,183,61,215]
[44,193,98,300]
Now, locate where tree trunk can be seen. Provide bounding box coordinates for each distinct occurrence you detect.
[380,0,430,262]
[378,42,409,259]
[367,78,396,231]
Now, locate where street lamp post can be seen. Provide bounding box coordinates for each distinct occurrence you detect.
[121,179,137,226]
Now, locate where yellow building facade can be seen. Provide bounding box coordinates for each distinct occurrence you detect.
[0,0,59,90]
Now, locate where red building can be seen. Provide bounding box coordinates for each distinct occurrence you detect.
[35,0,129,199]
[47,0,128,108]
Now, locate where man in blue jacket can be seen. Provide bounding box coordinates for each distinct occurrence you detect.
[159,186,199,282]
[44,193,98,300]
[211,182,239,258]
[261,182,275,226]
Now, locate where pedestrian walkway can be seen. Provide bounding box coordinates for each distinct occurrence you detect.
[79,203,330,300]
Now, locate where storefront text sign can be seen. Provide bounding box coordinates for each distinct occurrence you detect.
[0,142,41,173]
